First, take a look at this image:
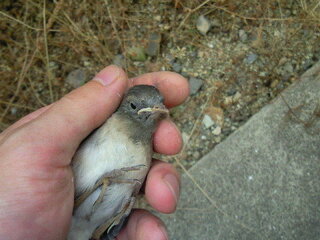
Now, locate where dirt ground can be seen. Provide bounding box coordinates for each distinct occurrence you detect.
[1,0,319,170]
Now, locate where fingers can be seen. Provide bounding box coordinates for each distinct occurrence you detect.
[117,209,168,240]
[145,160,180,214]
[130,71,189,108]
[117,161,180,240]
[153,119,182,155]
[23,65,128,158]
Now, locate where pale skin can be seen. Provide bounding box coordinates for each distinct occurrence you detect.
[0,65,189,240]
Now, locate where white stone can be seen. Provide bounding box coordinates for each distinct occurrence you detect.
[202,114,214,128]
[196,15,211,35]
[182,132,189,144]
[212,126,221,135]
[154,15,161,21]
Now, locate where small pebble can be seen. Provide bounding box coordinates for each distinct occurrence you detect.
[212,126,221,135]
[196,15,211,35]
[198,50,205,58]
[233,92,242,102]
[10,107,17,115]
[189,77,203,95]
[302,59,314,71]
[205,106,224,126]
[278,57,287,66]
[207,42,214,48]
[201,135,207,140]
[224,96,233,106]
[202,114,215,128]
[239,29,248,42]
[181,71,189,78]
[146,32,161,56]
[193,151,200,159]
[49,61,58,69]
[66,69,87,88]
[244,53,258,64]
[83,61,91,67]
[182,132,189,144]
[172,62,182,73]
[274,30,282,37]
[259,72,267,77]
[128,46,146,61]
[283,62,294,74]
[226,88,237,96]
[113,54,126,68]
[154,15,161,21]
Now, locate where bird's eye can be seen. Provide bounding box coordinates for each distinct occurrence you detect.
[130,103,137,109]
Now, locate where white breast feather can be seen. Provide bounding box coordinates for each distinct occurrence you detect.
[72,114,149,193]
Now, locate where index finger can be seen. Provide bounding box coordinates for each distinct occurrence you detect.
[129,71,189,108]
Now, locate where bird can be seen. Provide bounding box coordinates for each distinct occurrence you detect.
[68,85,169,240]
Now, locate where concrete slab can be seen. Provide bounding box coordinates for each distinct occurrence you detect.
[159,62,320,240]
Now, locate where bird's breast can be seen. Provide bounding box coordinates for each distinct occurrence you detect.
[72,114,152,194]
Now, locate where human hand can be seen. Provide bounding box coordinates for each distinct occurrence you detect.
[0,65,189,240]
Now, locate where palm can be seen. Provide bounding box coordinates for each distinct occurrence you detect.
[0,136,74,239]
[0,66,188,240]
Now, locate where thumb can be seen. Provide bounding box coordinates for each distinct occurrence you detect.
[23,65,128,161]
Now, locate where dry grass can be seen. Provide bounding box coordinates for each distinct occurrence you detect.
[0,0,319,132]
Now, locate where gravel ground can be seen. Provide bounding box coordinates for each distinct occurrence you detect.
[0,1,320,171]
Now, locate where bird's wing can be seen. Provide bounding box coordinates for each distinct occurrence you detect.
[92,196,136,240]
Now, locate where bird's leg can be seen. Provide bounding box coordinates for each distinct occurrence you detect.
[92,178,141,211]
[94,177,142,209]
[98,164,146,181]
[115,164,146,173]
[92,197,136,240]
[91,178,110,212]
[92,164,145,208]
[110,178,142,186]
[91,178,140,216]
[111,178,143,195]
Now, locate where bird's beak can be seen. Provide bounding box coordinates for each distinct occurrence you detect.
[138,104,169,115]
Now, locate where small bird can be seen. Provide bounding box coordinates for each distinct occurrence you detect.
[68,85,169,240]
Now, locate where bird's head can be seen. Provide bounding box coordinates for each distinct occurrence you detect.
[118,85,168,129]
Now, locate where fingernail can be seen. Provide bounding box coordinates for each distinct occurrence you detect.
[93,65,121,86]
[163,174,180,205]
